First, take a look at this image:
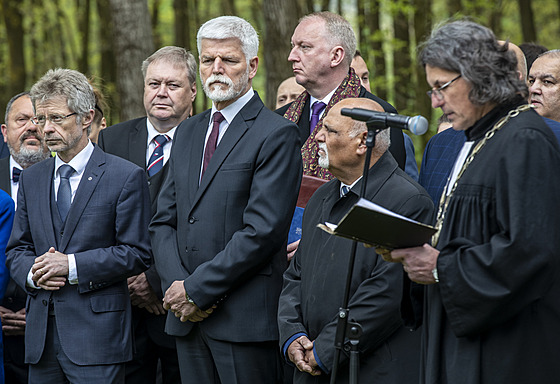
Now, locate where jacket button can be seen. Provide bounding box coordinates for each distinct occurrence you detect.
[189,217,195,224]
[42,300,48,306]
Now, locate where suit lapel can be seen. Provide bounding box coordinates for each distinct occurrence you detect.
[187,111,210,204]
[0,157,12,195]
[129,119,148,170]
[58,147,105,251]
[38,159,58,247]
[193,94,262,207]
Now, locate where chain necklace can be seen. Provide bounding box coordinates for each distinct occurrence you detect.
[431,104,532,247]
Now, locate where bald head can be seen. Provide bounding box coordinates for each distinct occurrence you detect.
[499,40,527,80]
[316,98,389,184]
[275,77,305,109]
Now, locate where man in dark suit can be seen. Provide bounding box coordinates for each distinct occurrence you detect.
[0,92,50,383]
[278,98,433,384]
[276,12,405,176]
[150,16,302,384]
[98,46,197,384]
[6,68,152,384]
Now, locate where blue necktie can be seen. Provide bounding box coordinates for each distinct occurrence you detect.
[147,135,169,177]
[57,165,75,222]
[310,101,326,134]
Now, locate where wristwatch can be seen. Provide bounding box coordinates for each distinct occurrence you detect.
[185,292,195,305]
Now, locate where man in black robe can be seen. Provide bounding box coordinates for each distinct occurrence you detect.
[277,98,433,384]
[384,21,560,384]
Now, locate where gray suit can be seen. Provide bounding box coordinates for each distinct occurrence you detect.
[6,146,152,368]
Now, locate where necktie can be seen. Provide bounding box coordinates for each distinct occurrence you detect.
[12,167,21,183]
[147,135,170,177]
[309,101,326,134]
[341,185,350,197]
[202,112,225,178]
[57,164,75,222]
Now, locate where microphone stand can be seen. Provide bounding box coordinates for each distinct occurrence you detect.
[329,121,385,384]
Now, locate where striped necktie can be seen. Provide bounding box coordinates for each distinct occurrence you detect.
[147,135,169,177]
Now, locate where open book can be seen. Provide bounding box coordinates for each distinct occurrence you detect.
[317,198,435,249]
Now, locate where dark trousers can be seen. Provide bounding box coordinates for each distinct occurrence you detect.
[28,316,125,384]
[175,324,283,384]
[4,334,28,384]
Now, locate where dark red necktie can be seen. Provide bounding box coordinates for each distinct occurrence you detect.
[202,111,225,178]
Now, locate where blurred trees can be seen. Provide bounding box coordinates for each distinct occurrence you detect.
[1,0,559,156]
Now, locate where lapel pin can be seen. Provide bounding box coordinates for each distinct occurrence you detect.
[88,177,92,181]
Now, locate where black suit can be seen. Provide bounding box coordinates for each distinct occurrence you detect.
[0,156,28,384]
[276,86,406,170]
[150,92,302,383]
[98,117,180,384]
[278,151,434,383]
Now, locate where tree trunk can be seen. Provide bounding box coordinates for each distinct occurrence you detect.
[173,0,191,51]
[1,0,26,98]
[222,0,236,15]
[392,1,412,113]
[412,0,433,151]
[108,0,154,121]
[367,0,387,100]
[447,0,461,15]
[96,0,117,124]
[488,0,503,38]
[78,0,91,75]
[152,0,162,49]
[321,0,329,11]
[262,0,304,109]
[357,0,366,58]
[518,0,537,43]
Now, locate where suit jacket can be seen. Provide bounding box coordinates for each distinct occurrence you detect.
[150,92,302,342]
[6,146,152,365]
[98,116,176,348]
[0,157,26,312]
[278,151,434,383]
[98,117,169,296]
[276,86,406,170]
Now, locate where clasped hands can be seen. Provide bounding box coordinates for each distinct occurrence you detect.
[287,335,322,376]
[163,280,215,323]
[31,247,68,290]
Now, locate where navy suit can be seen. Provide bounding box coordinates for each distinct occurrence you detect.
[150,92,302,383]
[6,146,151,369]
[418,129,465,207]
[98,117,180,383]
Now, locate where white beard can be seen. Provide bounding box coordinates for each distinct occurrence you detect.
[318,142,329,169]
[202,70,249,102]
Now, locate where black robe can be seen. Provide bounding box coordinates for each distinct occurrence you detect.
[421,100,560,383]
[278,151,434,384]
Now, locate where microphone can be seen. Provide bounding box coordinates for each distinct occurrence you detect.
[340,108,429,135]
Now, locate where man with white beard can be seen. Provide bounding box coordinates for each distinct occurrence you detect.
[278,97,433,384]
[149,16,302,384]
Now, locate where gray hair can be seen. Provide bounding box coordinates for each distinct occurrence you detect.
[142,46,198,86]
[301,12,357,67]
[536,49,560,61]
[4,91,30,124]
[30,68,95,134]
[197,16,259,63]
[419,20,527,105]
[348,121,391,155]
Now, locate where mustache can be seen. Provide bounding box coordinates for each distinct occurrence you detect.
[205,74,234,88]
[20,131,42,143]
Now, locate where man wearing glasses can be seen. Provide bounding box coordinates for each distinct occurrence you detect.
[6,68,152,384]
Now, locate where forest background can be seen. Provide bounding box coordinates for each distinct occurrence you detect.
[1,0,558,161]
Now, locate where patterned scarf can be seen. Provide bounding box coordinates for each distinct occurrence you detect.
[283,68,362,180]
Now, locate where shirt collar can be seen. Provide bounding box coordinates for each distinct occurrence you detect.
[340,176,362,197]
[309,88,337,111]
[55,140,94,176]
[211,88,255,124]
[146,118,176,144]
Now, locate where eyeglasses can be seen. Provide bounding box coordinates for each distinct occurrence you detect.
[426,75,462,101]
[31,113,77,126]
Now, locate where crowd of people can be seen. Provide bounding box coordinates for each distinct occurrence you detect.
[0,10,559,384]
